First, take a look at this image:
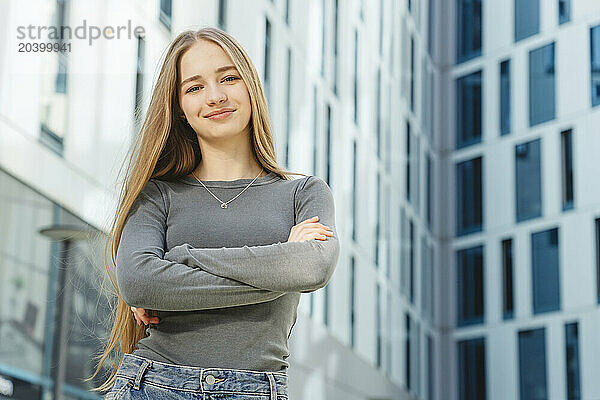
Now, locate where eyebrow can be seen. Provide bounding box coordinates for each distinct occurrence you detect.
[180,65,238,88]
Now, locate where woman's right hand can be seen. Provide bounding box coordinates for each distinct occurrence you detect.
[131,306,160,326]
[287,216,334,243]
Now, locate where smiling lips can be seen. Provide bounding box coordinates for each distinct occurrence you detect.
[204,108,236,120]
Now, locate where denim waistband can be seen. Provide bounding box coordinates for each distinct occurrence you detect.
[117,353,288,398]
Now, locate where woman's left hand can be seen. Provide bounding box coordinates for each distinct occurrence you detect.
[131,306,160,326]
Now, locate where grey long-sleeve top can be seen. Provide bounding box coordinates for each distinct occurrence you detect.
[115,171,340,371]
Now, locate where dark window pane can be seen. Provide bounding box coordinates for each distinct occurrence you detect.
[529,42,555,126]
[456,245,484,326]
[405,313,411,390]
[457,0,482,63]
[565,322,581,400]
[559,0,571,24]
[561,129,574,211]
[159,0,172,30]
[456,70,482,148]
[515,0,539,42]
[502,238,514,319]
[515,139,542,222]
[596,218,600,304]
[456,157,483,235]
[409,219,414,304]
[500,59,511,135]
[531,227,561,314]
[518,328,547,400]
[458,337,486,400]
[428,335,435,400]
[591,25,600,107]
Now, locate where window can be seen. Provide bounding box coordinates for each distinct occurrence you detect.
[561,129,574,211]
[500,59,511,135]
[457,337,486,400]
[406,121,412,203]
[421,236,433,322]
[218,0,227,30]
[456,0,482,63]
[409,219,415,304]
[159,0,172,30]
[591,25,600,107]
[515,139,542,222]
[353,28,359,125]
[285,47,292,167]
[518,328,547,400]
[405,313,411,390]
[350,256,356,348]
[456,70,482,148]
[531,227,561,314]
[352,140,358,241]
[410,36,415,112]
[596,218,600,304]
[400,208,408,296]
[426,153,432,229]
[559,0,570,25]
[134,34,145,129]
[376,283,382,367]
[376,171,381,267]
[427,335,435,400]
[333,0,339,95]
[456,245,484,326]
[502,238,514,320]
[325,104,332,184]
[529,42,556,126]
[377,68,382,159]
[515,0,539,42]
[39,0,70,155]
[565,322,581,400]
[456,157,483,236]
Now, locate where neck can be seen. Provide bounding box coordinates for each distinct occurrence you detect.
[193,131,265,181]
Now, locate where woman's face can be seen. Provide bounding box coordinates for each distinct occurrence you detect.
[178,40,252,141]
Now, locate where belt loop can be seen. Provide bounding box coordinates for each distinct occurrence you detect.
[266,372,278,400]
[133,359,151,390]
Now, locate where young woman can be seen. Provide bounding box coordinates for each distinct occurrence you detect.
[88,26,340,399]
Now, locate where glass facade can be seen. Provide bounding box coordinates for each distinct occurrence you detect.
[0,169,111,399]
[457,337,486,400]
[515,139,542,222]
[500,59,511,135]
[518,328,547,400]
[514,0,539,42]
[502,238,514,320]
[531,227,561,314]
[565,322,581,400]
[529,42,555,126]
[559,0,571,24]
[561,129,574,211]
[456,157,483,236]
[591,25,600,107]
[456,0,482,63]
[456,70,482,148]
[456,245,484,327]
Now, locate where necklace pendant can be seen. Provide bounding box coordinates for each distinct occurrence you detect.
[221,203,228,209]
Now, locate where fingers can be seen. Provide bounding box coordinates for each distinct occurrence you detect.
[130,306,160,326]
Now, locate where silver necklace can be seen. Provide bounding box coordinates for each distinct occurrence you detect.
[193,168,264,209]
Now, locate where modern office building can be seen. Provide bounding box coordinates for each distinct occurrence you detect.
[1,0,599,399]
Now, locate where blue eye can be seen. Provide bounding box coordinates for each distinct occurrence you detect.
[186,76,239,94]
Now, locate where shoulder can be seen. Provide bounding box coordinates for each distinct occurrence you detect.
[137,179,167,208]
[294,175,333,202]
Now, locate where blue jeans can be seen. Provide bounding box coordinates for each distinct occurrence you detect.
[104,353,289,400]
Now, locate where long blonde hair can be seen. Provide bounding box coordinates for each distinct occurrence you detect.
[85,26,306,392]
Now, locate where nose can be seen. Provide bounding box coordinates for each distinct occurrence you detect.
[206,83,227,105]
